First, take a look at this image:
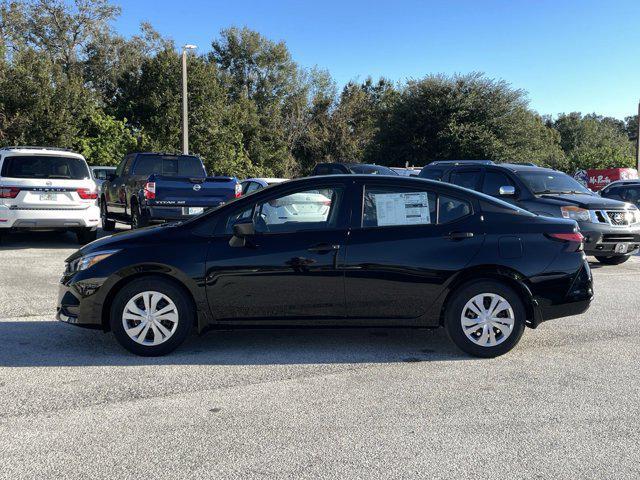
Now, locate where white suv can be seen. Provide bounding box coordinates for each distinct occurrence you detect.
[0,147,100,244]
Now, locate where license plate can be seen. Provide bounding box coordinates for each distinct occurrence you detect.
[40,193,57,201]
[615,243,628,254]
[186,207,204,215]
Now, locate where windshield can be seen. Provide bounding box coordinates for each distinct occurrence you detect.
[349,164,398,175]
[1,155,91,180]
[518,170,592,195]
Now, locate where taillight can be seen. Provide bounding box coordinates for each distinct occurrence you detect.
[0,186,20,198]
[77,188,98,200]
[144,182,156,200]
[234,182,242,198]
[546,232,584,251]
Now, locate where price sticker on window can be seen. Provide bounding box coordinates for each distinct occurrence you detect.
[373,192,431,226]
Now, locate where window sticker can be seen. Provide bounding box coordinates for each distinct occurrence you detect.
[373,192,431,226]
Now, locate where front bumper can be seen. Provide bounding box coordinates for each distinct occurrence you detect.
[56,272,108,329]
[579,221,640,256]
[0,204,100,230]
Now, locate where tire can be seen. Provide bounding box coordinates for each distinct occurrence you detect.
[444,280,526,358]
[76,228,98,245]
[110,277,194,356]
[594,254,630,265]
[131,202,149,229]
[101,199,116,232]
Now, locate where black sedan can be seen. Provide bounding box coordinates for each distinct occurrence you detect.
[57,175,593,357]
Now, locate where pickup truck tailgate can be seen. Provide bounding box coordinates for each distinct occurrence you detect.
[150,175,239,207]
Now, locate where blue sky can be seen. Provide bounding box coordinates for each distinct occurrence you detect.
[113,0,640,119]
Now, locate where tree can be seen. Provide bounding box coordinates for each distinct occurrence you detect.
[552,113,635,172]
[75,110,138,165]
[370,73,564,168]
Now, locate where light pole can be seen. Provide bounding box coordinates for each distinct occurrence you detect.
[181,44,197,155]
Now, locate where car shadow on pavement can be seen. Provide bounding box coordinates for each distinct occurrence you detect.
[0,320,470,367]
[0,225,129,250]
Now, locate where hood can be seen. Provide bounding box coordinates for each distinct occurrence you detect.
[535,192,632,210]
[65,223,181,262]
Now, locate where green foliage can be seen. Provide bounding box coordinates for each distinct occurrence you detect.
[75,110,138,165]
[553,113,636,172]
[370,73,565,168]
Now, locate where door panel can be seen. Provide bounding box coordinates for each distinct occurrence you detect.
[344,184,485,320]
[205,230,347,320]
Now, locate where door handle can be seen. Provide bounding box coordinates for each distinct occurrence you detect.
[444,231,474,241]
[307,243,341,254]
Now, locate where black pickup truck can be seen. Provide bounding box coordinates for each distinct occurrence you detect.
[100,153,241,229]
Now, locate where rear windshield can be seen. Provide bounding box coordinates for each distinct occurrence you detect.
[1,155,90,180]
[133,155,205,177]
[348,164,398,175]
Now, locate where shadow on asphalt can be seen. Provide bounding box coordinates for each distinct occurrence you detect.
[0,227,129,250]
[0,321,468,367]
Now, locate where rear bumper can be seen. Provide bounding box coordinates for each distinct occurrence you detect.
[0,204,100,230]
[144,205,219,222]
[580,222,640,255]
[531,257,593,327]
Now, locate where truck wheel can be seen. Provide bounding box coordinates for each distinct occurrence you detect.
[594,255,630,265]
[444,280,526,358]
[110,277,194,356]
[76,228,98,245]
[131,203,149,229]
[101,200,116,232]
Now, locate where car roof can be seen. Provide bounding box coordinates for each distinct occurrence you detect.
[0,147,86,160]
[91,166,116,170]
[424,161,557,174]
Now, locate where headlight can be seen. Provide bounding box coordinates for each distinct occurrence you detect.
[67,249,119,273]
[561,206,591,222]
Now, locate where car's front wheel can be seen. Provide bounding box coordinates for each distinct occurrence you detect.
[444,280,526,358]
[110,277,194,356]
[594,254,630,265]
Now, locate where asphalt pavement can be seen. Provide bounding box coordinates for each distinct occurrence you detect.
[1,229,639,479]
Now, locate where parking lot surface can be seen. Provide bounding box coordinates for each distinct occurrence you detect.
[1,229,639,479]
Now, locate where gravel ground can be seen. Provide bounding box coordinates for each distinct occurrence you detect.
[1,229,639,479]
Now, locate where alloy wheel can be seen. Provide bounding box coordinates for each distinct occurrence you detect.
[122,291,179,346]
[460,293,515,347]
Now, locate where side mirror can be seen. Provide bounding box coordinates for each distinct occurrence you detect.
[499,185,516,196]
[229,218,255,247]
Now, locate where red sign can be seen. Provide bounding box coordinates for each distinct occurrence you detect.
[574,168,639,191]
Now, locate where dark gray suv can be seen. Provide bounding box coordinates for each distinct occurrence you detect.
[420,161,640,264]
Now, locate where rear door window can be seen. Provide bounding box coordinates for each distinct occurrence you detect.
[438,195,472,223]
[1,155,90,180]
[449,169,481,190]
[363,186,437,227]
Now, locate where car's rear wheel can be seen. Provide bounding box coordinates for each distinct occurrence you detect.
[444,280,526,358]
[110,277,193,356]
[594,254,630,265]
[76,228,97,245]
[131,202,149,229]
[101,200,116,232]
